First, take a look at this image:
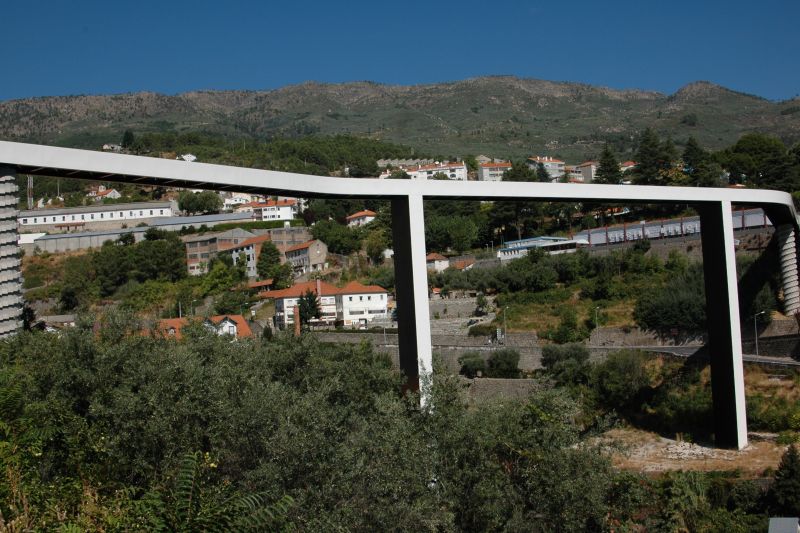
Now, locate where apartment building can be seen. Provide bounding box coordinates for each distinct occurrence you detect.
[478,161,512,182]
[284,239,328,275]
[526,156,565,180]
[183,228,256,275]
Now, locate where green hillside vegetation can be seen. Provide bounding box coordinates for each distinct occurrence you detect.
[3,319,799,529]
[2,77,799,162]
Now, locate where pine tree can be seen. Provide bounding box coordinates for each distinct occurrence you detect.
[633,128,663,185]
[594,145,622,184]
[536,162,551,183]
[682,136,707,173]
[769,444,800,516]
[121,129,135,148]
[256,241,282,280]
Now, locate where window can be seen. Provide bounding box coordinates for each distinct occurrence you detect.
[22,219,27,224]
[348,296,353,302]
[81,215,85,220]
[52,217,56,222]
[150,210,153,215]
[33,218,37,223]
[72,215,76,221]
[160,210,164,215]
[368,296,372,301]
[100,213,103,219]
[359,296,363,301]
[228,326,235,334]
[62,216,65,221]
[90,214,94,220]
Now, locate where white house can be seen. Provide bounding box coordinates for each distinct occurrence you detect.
[346,209,377,227]
[223,192,265,210]
[478,161,512,182]
[264,280,388,329]
[527,156,565,180]
[336,281,389,327]
[265,280,340,329]
[426,252,450,273]
[93,188,122,201]
[379,162,468,181]
[251,199,298,221]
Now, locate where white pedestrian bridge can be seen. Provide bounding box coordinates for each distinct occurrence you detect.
[1,140,799,449]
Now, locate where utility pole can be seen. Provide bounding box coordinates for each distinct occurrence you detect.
[27,175,33,209]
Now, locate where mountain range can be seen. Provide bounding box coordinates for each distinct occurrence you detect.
[1,76,798,161]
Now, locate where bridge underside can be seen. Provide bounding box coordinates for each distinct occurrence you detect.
[2,141,800,449]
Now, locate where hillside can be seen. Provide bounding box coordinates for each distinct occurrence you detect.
[1,76,799,161]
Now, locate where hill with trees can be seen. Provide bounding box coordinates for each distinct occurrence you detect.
[1,77,799,162]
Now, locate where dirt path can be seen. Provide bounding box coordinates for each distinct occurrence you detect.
[600,428,788,475]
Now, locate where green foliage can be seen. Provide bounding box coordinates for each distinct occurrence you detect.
[457,352,485,378]
[310,219,361,255]
[179,190,223,215]
[255,241,291,289]
[591,350,652,410]
[298,289,321,327]
[485,349,520,378]
[634,263,706,333]
[213,290,250,315]
[541,343,591,385]
[595,144,622,184]
[769,444,800,516]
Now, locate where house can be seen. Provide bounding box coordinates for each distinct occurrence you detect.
[478,161,512,182]
[263,280,340,329]
[156,314,253,340]
[223,192,265,210]
[228,234,273,278]
[336,281,389,327]
[426,252,450,273]
[101,144,122,152]
[527,156,565,180]
[284,239,328,275]
[93,188,122,201]
[346,209,377,227]
[183,228,256,275]
[449,258,475,271]
[574,161,598,183]
[378,161,468,181]
[497,236,589,262]
[262,279,389,329]
[251,199,299,221]
[620,161,637,173]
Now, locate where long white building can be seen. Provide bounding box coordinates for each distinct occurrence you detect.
[19,201,177,232]
[379,162,468,181]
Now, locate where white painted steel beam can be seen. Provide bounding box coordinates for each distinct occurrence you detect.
[0,141,797,447]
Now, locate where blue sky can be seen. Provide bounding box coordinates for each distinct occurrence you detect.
[2,0,797,101]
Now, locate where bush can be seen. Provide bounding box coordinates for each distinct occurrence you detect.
[591,350,651,411]
[458,352,486,378]
[541,343,590,385]
[468,323,496,337]
[486,349,520,378]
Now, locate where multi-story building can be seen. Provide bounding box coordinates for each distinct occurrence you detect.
[378,161,468,181]
[478,161,512,182]
[284,239,328,275]
[252,199,299,221]
[575,161,599,183]
[266,280,389,329]
[346,209,377,227]
[183,228,256,276]
[260,225,311,248]
[18,201,177,233]
[229,234,273,279]
[526,156,565,180]
[267,280,340,329]
[336,281,389,327]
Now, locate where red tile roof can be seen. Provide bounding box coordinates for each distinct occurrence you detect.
[248,279,274,289]
[346,210,377,221]
[260,280,340,299]
[528,156,565,164]
[338,281,387,295]
[479,161,512,168]
[426,253,447,262]
[237,234,272,248]
[155,314,252,340]
[285,239,317,253]
[450,258,475,271]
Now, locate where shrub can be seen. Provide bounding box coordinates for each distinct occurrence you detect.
[591,350,651,411]
[458,352,486,378]
[541,343,590,385]
[486,349,520,378]
[468,323,496,337]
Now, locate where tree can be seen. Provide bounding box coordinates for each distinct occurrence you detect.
[121,130,135,148]
[633,128,666,185]
[536,162,551,183]
[682,136,707,174]
[256,241,283,279]
[485,349,520,378]
[310,220,361,255]
[595,145,622,184]
[298,289,321,328]
[769,444,800,516]
[365,231,388,264]
[179,191,222,215]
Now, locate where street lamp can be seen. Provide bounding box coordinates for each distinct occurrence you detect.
[503,306,509,344]
[753,310,765,356]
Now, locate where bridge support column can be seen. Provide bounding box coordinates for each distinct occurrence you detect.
[391,195,433,405]
[0,166,21,338]
[776,224,800,315]
[699,201,747,449]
